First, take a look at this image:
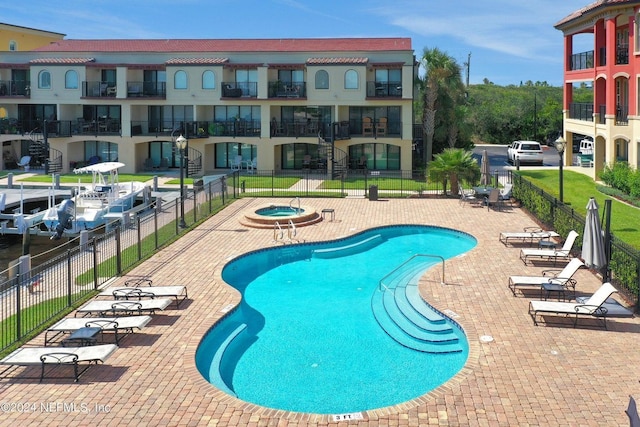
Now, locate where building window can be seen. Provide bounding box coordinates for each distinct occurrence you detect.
[202,70,215,89]
[174,70,187,90]
[345,69,358,89]
[65,70,78,89]
[315,70,329,89]
[9,40,17,51]
[38,71,51,89]
[235,69,258,97]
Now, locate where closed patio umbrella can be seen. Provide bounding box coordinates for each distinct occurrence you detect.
[581,197,606,270]
[480,149,491,186]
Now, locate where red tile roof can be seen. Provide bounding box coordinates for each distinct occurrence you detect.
[33,38,412,53]
[306,57,369,65]
[555,0,640,28]
[166,57,229,65]
[29,57,95,64]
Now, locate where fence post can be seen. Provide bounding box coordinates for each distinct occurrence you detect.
[67,249,72,305]
[175,199,179,235]
[154,203,159,249]
[116,226,122,274]
[193,188,197,224]
[137,216,142,261]
[92,236,99,289]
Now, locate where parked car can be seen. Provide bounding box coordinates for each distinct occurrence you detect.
[507,140,544,165]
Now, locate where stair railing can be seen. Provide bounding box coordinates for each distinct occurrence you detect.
[379,254,445,292]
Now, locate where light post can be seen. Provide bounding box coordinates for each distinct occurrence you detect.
[175,134,187,228]
[555,136,567,203]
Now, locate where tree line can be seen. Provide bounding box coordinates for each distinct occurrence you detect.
[416,48,564,168]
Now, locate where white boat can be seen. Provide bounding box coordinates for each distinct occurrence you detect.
[43,162,147,238]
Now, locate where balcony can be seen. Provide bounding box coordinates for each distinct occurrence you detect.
[130,120,261,138]
[221,82,257,98]
[570,51,594,71]
[366,81,402,98]
[0,80,30,97]
[82,81,117,98]
[569,103,593,121]
[351,118,401,138]
[616,105,628,125]
[268,81,306,98]
[126,81,166,98]
[616,44,629,65]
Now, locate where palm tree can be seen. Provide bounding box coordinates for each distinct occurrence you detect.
[420,48,464,165]
[428,148,480,196]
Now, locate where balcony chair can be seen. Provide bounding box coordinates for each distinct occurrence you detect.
[376,117,387,137]
[362,117,374,137]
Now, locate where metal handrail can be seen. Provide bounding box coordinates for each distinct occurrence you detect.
[378,253,445,291]
[289,197,301,214]
[273,221,284,242]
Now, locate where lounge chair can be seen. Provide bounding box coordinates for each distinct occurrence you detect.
[230,155,243,171]
[508,258,584,298]
[75,298,173,317]
[528,282,617,329]
[45,315,152,345]
[519,230,579,265]
[17,155,31,171]
[97,279,187,308]
[499,227,560,246]
[0,344,117,382]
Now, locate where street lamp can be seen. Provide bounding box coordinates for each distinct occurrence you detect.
[555,135,567,203]
[175,134,187,228]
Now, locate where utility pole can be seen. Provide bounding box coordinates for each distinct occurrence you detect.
[465,52,471,87]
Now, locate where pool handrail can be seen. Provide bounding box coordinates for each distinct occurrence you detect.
[289,197,301,215]
[379,254,445,291]
[273,221,284,242]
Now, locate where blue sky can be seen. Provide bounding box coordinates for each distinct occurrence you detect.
[2,0,592,86]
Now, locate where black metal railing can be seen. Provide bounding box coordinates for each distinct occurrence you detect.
[569,103,594,121]
[512,173,640,311]
[570,50,594,70]
[616,105,629,125]
[616,43,629,65]
[126,81,166,98]
[350,118,401,137]
[268,81,306,98]
[0,80,30,97]
[82,81,117,98]
[221,81,257,98]
[598,105,606,124]
[366,81,403,97]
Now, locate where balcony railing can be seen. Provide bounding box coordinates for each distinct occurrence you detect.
[268,81,306,98]
[126,81,166,98]
[616,105,628,125]
[350,118,401,138]
[131,120,261,138]
[616,44,629,65]
[570,50,594,71]
[598,105,606,124]
[82,81,117,98]
[569,103,593,121]
[221,82,257,98]
[0,80,30,97]
[366,81,402,98]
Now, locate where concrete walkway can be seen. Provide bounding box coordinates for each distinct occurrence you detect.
[0,196,638,426]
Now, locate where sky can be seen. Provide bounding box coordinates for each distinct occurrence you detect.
[1,0,594,87]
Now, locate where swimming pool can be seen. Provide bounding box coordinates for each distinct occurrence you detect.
[196,225,477,414]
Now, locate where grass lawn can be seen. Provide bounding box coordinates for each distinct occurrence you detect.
[516,169,640,248]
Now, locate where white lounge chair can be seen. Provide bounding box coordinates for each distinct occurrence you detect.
[75,298,173,317]
[0,344,117,382]
[528,282,617,329]
[97,281,187,308]
[499,227,560,246]
[45,315,152,345]
[508,258,584,298]
[230,155,243,171]
[519,230,579,265]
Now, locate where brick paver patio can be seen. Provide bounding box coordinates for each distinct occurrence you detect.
[1,197,638,426]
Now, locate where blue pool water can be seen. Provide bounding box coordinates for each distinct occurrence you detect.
[255,206,304,217]
[196,225,476,414]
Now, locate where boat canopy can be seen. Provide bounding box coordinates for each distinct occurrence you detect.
[73,162,125,174]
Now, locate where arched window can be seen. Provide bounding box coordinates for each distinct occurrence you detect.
[174,70,187,90]
[38,71,51,89]
[9,40,17,51]
[202,70,215,89]
[65,70,78,89]
[315,70,329,89]
[344,69,358,89]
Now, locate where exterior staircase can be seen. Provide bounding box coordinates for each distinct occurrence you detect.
[27,128,63,173]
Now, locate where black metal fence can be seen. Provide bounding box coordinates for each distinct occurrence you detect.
[512,173,640,309]
[0,177,229,354]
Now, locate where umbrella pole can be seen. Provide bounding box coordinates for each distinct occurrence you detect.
[602,199,612,283]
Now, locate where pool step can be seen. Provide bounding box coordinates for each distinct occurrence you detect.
[371,265,463,354]
[208,323,247,396]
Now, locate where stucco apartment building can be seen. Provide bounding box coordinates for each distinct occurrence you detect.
[0,37,417,176]
[556,0,640,177]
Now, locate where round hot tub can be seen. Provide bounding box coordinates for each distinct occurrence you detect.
[240,204,321,228]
